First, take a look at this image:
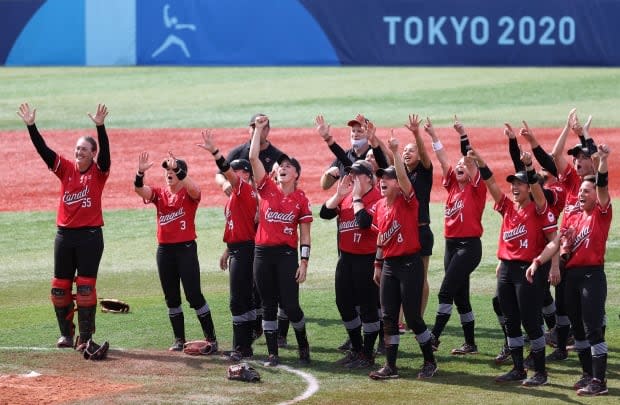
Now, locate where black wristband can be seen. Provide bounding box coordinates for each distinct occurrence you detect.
[300,244,311,261]
[526,168,537,184]
[596,171,608,188]
[479,166,493,180]
[174,167,187,181]
[134,174,144,188]
[215,156,230,172]
[211,149,219,156]
[353,198,363,203]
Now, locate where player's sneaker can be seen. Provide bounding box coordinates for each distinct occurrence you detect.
[522,371,548,387]
[546,348,568,362]
[573,373,593,390]
[56,335,73,348]
[430,333,440,352]
[335,350,360,366]
[451,343,478,355]
[201,340,218,355]
[168,338,186,352]
[495,368,527,383]
[221,348,253,362]
[398,323,406,334]
[263,354,280,367]
[338,337,351,352]
[346,353,375,369]
[298,345,311,365]
[417,361,438,379]
[577,378,608,396]
[494,345,511,365]
[369,364,399,380]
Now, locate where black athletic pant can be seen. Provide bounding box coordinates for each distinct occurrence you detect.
[156,241,207,309]
[438,237,481,314]
[54,227,103,279]
[336,252,379,325]
[228,241,256,320]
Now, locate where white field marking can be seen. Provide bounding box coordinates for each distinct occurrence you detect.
[274,364,319,405]
[0,346,57,352]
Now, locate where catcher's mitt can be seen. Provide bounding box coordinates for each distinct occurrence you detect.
[100,298,130,313]
[227,362,260,382]
[182,340,218,356]
[83,339,109,361]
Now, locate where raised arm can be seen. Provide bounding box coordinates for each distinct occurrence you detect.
[17,103,56,168]
[406,113,431,169]
[316,114,354,167]
[423,117,450,178]
[134,151,154,200]
[504,123,524,172]
[367,120,390,168]
[550,108,576,174]
[388,131,412,196]
[197,129,238,187]
[165,152,200,200]
[468,148,503,204]
[596,144,610,207]
[88,104,110,172]
[518,120,558,177]
[520,144,546,211]
[249,116,268,184]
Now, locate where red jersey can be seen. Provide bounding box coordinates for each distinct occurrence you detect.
[223,180,258,244]
[443,167,486,238]
[544,179,566,217]
[255,177,313,249]
[149,186,199,244]
[563,201,612,268]
[336,188,382,254]
[495,195,557,262]
[52,155,108,228]
[558,164,582,222]
[371,190,420,258]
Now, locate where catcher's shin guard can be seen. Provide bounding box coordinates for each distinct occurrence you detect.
[51,278,75,338]
[77,306,97,343]
[75,276,98,342]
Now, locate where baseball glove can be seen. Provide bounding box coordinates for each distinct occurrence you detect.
[182,340,218,356]
[227,362,260,382]
[100,298,130,313]
[83,339,109,361]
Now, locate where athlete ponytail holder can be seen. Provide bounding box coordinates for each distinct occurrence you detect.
[300,244,311,262]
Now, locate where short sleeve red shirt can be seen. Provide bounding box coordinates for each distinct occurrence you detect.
[336,187,382,254]
[255,177,313,249]
[443,167,487,238]
[52,155,109,228]
[223,180,258,244]
[495,195,557,262]
[564,201,612,268]
[559,164,582,222]
[371,190,420,258]
[150,186,199,244]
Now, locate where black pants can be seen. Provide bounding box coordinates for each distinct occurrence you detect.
[228,241,256,321]
[438,237,481,313]
[54,227,103,279]
[253,245,304,325]
[335,252,379,325]
[156,241,206,309]
[564,266,606,347]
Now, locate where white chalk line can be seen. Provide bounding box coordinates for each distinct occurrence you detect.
[0,346,320,404]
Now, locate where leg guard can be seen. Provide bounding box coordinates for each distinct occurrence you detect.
[75,276,97,342]
[51,278,75,337]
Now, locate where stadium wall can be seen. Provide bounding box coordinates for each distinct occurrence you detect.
[2,0,619,66]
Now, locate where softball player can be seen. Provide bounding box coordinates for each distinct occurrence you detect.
[320,160,382,368]
[424,117,487,355]
[134,152,217,353]
[369,134,438,380]
[199,129,257,360]
[18,102,110,351]
[250,116,313,367]
[526,144,611,396]
[470,141,557,387]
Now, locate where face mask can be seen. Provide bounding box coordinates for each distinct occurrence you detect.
[351,138,368,149]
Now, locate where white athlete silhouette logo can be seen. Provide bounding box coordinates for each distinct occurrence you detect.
[151,4,196,58]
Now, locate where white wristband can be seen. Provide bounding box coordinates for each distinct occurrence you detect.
[432,140,443,151]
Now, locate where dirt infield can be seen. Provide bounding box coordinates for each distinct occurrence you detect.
[0,127,618,212]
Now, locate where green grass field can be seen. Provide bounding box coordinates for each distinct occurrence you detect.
[0,67,619,403]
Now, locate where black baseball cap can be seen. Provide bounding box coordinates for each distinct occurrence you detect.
[162,158,188,174]
[277,153,301,175]
[506,171,528,184]
[567,143,592,158]
[249,113,268,126]
[376,166,397,179]
[230,158,252,174]
[345,160,373,177]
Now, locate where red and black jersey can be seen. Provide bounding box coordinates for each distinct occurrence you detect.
[52,155,109,228]
[223,179,258,244]
[442,167,487,238]
[336,187,381,254]
[149,186,199,244]
[563,201,612,268]
[371,190,420,258]
[495,195,557,262]
[255,176,313,249]
[558,164,582,221]
[544,179,567,217]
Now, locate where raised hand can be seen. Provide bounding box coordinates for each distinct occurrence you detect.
[519,120,535,144]
[567,108,577,127]
[520,148,533,167]
[336,174,353,198]
[197,129,217,153]
[138,151,154,173]
[88,104,108,126]
[366,120,378,147]
[453,115,466,135]
[598,144,610,160]
[387,129,399,153]
[467,148,484,167]
[17,103,36,126]
[503,123,516,139]
[315,114,331,140]
[423,117,436,138]
[405,114,421,134]
[163,151,178,170]
[254,115,269,129]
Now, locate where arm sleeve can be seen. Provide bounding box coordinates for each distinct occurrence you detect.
[532,145,558,178]
[372,146,389,169]
[542,188,556,206]
[27,124,56,169]
[328,142,353,167]
[508,137,525,172]
[96,125,110,172]
[319,204,338,219]
[460,134,471,157]
[355,208,373,229]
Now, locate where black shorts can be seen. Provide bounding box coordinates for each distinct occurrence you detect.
[418,224,434,257]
